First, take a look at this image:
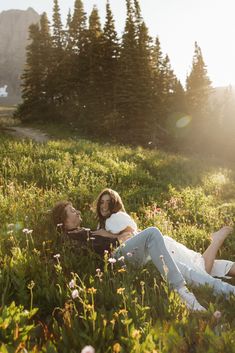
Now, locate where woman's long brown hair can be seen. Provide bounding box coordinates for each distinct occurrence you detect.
[94,189,126,228]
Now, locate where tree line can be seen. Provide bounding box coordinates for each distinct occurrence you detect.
[17,0,235,156]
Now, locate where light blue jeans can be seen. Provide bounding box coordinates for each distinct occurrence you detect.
[114,227,235,296]
[113,227,185,290]
[176,262,235,296]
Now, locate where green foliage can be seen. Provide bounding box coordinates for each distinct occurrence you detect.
[0,134,235,351]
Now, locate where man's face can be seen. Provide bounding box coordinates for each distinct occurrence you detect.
[64,204,82,230]
[100,194,111,218]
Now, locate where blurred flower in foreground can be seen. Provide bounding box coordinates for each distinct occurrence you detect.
[81,345,95,353]
[69,279,75,288]
[72,289,79,299]
[112,342,121,352]
[213,310,222,320]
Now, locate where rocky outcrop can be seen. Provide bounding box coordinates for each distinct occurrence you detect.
[0,8,40,103]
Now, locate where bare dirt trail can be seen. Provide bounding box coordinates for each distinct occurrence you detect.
[3,126,50,143]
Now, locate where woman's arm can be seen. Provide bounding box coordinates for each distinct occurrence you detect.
[91,229,116,238]
[118,226,134,242]
[91,226,134,242]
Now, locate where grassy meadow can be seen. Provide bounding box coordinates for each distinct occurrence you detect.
[0,131,235,352]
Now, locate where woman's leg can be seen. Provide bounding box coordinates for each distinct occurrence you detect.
[177,261,235,297]
[114,227,185,289]
[114,227,206,311]
[227,263,235,276]
[202,226,233,273]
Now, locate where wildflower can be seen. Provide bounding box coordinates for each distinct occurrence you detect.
[81,345,95,353]
[53,253,61,259]
[118,309,128,315]
[112,342,121,353]
[117,287,125,295]
[108,258,117,264]
[127,252,133,257]
[131,329,141,339]
[86,304,93,310]
[159,255,164,259]
[22,228,33,235]
[118,256,125,262]
[213,310,222,320]
[118,268,126,273]
[7,223,14,229]
[96,268,101,273]
[87,287,97,294]
[69,279,75,289]
[72,289,79,299]
[104,250,109,254]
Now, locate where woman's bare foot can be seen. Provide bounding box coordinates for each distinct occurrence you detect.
[211,226,233,245]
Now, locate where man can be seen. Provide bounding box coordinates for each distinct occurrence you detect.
[51,201,119,256]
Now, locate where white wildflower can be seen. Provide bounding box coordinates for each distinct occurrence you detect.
[72,289,79,299]
[81,346,95,353]
[69,279,75,289]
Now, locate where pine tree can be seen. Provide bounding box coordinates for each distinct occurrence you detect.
[100,0,119,132]
[69,0,87,52]
[85,5,103,133]
[18,14,52,121]
[134,20,153,139]
[39,12,53,103]
[67,0,89,107]
[50,0,66,106]
[116,0,139,135]
[186,42,212,118]
[18,23,42,120]
[52,0,63,49]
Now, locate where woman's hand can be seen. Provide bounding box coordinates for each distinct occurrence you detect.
[91,229,115,238]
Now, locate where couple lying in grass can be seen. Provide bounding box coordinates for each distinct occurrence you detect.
[52,188,235,313]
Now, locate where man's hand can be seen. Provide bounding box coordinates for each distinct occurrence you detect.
[91,229,114,238]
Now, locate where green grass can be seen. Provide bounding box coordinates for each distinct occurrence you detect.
[0,132,235,352]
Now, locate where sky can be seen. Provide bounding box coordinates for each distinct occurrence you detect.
[1,0,235,88]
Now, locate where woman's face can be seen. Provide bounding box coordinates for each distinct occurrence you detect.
[64,204,82,230]
[100,194,111,218]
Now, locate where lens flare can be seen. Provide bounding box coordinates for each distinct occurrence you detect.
[176,115,192,128]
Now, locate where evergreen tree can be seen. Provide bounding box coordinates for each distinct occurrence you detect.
[69,0,87,53]
[186,42,212,118]
[18,14,52,120]
[116,0,139,135]
[100,0,119,130]
[39,12,53,103]
[18,23,42,120]
[85,5,104,133]
[50,0,66,106]
[67,0,89,107]
[52,0,63,48]
[134,21,154,139]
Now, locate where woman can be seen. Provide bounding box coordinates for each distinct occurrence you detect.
[52,198,207,312]
[91,188,235,300]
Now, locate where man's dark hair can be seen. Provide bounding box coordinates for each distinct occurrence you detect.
[51,201,71,229]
